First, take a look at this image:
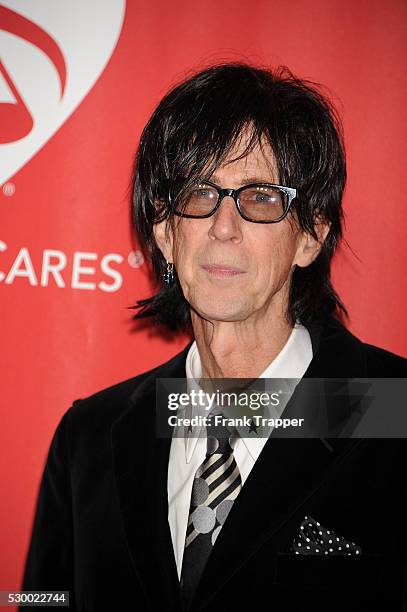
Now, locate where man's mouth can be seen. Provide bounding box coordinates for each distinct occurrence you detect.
[201,264,246,278]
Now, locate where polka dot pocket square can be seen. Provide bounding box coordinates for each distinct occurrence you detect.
[291,516,362,556]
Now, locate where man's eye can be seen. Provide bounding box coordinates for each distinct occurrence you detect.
[241,188,282,206]
[254,193,274,202]
[190,188,215,199]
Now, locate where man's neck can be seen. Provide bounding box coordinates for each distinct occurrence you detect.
[191,310,293,379]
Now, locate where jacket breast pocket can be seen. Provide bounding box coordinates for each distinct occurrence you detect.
[273,552,383,592]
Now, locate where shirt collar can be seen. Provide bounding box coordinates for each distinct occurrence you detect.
[183,323,313,462]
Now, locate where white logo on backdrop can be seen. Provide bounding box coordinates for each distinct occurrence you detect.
[0,240,145,292]
[0,0,126,186]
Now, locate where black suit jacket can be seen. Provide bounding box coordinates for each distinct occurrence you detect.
[21,317,407,611]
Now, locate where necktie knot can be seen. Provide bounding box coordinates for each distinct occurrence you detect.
[205,418,236,456]
[206,435,232,455]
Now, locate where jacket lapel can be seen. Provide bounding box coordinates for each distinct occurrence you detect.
[191,318,369,610]
[110,342,192,610]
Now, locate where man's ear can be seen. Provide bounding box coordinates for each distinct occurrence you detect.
[153,217,174,262]
[294,220,331,268]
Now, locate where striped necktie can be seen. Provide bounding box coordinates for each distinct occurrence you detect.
[180,420,242,605]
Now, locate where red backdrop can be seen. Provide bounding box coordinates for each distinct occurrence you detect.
[1,0,406,595]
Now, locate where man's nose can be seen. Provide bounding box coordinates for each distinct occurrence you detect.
[208,195,243,243]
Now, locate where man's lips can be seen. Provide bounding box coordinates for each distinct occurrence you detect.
[201,264,246,277]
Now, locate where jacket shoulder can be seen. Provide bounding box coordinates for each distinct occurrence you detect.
[363,343,407,376]
[66,341,191,429]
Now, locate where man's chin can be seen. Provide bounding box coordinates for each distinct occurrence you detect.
[190,303,248,324]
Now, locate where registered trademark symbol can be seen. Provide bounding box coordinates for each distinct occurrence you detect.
[127,250,145,268]
[2,182,15,196]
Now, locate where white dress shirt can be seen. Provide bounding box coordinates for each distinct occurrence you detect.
[167,323,313,578]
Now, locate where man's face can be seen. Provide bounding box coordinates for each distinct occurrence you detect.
[155,136,323,325]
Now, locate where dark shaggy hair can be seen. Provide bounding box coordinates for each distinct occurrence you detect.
[131,63,347,332]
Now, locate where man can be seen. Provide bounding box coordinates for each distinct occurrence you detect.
[22,64,407,611]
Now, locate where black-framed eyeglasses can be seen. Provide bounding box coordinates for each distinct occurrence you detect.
[170,179,297,224]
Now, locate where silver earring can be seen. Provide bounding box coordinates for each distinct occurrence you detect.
[163,260,174,285]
